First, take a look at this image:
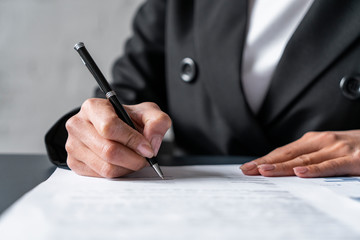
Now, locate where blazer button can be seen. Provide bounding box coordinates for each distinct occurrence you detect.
[180,58,197,83]
[340,76,360,100]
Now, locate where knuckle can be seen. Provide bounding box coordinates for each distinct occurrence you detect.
[101,143,119,162]
[273,146,293,158]
[155,112,172,129]
[320,132,338,143]
[343,143,353,153]
[277,162,294,173]
[100,163,118,178]
[65,139,74,154]
[143,102,160,110]
[66,157,77,171]
[297,155,313,166]
[256,156,271,165]
[272,147,283,154]
[81,98,97,112]
[336,140,352,153]
[329,161,341,176]
[283,149,294,158]
[352,149,360,161]
[65,116,79,133]
[98,116,119,138]
[261,149,281,164]
[276,163,287,172]
[303,131,317,139]
[162,112,172,126]
[124,131,140,148]
[312,165,322,174]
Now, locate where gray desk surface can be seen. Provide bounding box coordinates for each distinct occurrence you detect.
[0,154,254,215]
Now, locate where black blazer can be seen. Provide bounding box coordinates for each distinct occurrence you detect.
[46,0,360,166]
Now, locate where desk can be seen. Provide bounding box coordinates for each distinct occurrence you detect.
[0,153,254,215]
[0,154,55,215]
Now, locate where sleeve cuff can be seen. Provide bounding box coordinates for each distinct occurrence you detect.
[44,108,80,168]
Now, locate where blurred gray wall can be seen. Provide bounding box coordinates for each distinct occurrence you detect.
[0,0,144,153]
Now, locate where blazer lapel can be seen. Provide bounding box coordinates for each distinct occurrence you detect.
[194,0,270,152]
[259,0,360,125]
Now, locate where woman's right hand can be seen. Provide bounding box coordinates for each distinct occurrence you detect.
[65,98,172,178]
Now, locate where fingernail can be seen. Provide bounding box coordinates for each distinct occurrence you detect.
[294,166,308,174]
[137,143,154,158]
[258,164,275,171]
[240,162,257,171]
[151,135,163,156]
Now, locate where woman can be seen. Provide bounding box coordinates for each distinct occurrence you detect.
[46,0,360,178]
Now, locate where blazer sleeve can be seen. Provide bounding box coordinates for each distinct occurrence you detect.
[97,0,167,110]
[45,0,167,166]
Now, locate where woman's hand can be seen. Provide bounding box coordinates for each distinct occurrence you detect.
[65,98,172,178]
[240,131,360,177]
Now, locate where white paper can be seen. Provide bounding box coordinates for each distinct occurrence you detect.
[1,165,360,240]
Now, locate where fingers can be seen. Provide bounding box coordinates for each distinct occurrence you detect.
[66,120,147,172]
[293,157,356,178]
[240,137,321,175]
[80,99,171,156]
[79,99,155,158]
[67,116,148,170]
[240,130,360,178]
[67,155,133,179]
[255,150,336,177]
[240,132,340,176]
[66,136,138,178]
[66,156,101,178]
[65,99,170,178]
[125,102,172,156]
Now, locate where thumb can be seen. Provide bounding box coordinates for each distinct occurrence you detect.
[125,102,172,156]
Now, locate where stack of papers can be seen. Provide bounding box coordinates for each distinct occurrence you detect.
[1,165,360,239]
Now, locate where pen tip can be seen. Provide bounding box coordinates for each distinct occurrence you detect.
[152,163,165,180]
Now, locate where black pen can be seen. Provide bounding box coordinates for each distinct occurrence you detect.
[74,42,164,179]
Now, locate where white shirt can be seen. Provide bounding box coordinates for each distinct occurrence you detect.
[242,0,314,114]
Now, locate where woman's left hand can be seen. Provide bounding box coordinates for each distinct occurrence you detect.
[240,130,360,177]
